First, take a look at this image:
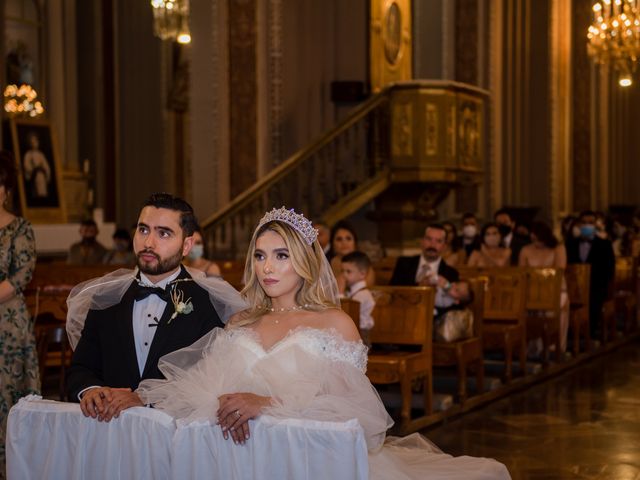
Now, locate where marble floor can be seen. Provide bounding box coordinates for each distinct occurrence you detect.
[423,340,640,479]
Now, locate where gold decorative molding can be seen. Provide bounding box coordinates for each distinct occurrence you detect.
[390,81,486,179]
[370,0,412,92]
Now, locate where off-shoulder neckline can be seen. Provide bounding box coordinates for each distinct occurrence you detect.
[233,325,365,354]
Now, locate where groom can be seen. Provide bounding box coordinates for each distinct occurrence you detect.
[67,193,228,421]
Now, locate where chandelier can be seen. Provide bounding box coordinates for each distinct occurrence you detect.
[150,0,191,44]
[587,0,640,87]
[3,84,44,118]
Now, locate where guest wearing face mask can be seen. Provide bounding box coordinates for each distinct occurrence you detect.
[182,227,221,277]
[467,223,511,267]
[565,210,615,338]
[103,228,136,266]
[461,213,482,257]
[494,208,530,265]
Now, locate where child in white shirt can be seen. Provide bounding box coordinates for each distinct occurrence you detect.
[341,251,375,346]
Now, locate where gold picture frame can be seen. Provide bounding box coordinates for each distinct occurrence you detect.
[370,0,413,92]
[10,118,67,223]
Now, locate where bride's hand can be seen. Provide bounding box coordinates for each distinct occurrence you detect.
[217,393,272,445]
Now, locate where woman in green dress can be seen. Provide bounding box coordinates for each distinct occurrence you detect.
[0,151,39,477]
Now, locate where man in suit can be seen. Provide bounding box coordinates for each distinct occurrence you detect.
[390,224,460,312]
[67,193,231,421]
[565,210,615,338]
[494,208,530,265]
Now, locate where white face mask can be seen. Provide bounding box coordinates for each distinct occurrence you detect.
[187,244,204,261]
[462,225,477,238]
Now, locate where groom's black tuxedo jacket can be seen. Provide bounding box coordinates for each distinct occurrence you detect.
[67,266,224,401]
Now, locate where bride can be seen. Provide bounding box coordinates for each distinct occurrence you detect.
[137,207,511,479]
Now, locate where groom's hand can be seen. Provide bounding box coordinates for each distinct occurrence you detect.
[101,388,144,422]
[79,386,113,420]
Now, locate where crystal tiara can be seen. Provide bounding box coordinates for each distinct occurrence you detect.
[258,207,319,245]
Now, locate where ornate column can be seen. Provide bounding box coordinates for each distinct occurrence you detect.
[190,0,229,216]
[229,0,258,197]
[571,0,593,212]
[549,0,572,225]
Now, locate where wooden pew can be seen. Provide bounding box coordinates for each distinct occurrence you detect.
[367,286,434,433]
[432,277,486,403]
[565,264,591,355]
[613,256,638,334]
[457,267,527,383]
[523,267,564,364]
[372,257,397,286]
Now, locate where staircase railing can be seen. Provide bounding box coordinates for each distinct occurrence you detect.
[201,87,392,259]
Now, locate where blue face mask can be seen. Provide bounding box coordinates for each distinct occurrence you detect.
[580,224,595,239]
[187,244,204,261]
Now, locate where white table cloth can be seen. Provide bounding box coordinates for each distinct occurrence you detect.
[7,396,369,480]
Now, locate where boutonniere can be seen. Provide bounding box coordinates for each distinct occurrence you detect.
[169,286,194,323]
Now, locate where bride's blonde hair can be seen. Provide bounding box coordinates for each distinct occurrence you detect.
[233,220,337,327]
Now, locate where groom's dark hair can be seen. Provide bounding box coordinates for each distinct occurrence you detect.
[141,193,199,237]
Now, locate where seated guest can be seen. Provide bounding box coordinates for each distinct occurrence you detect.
[103,228,136,266]
[328,220,374,293]
[341,251,375,346]
[390,223,459,287]
[442,221,467,267]
[67,219,108,265]
[461,213,482,257]
[611,216,634,257]
[467,223,511,267]
[561,214,578,244]
[66,193,245,422]
[519,220,569,354]
[518,221,566,268]
[565,210,615,338]
[183,227,221,277]
[494,208,530,265]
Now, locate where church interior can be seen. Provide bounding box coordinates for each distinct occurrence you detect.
[2,0,640,479]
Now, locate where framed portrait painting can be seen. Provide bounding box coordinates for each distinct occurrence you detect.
[9,118,67,223]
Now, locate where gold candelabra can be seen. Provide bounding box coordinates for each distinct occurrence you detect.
[150,0,191,44]
[587,0,640,86]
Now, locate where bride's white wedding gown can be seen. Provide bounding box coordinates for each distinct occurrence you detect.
[138,326,511,480]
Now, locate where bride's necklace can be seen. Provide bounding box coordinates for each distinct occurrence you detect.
[265,304,311,324]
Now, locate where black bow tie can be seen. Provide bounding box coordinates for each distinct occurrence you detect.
[133,283,171,302]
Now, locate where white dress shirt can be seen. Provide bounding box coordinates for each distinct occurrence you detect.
[133,269,181,375]
[415,255,442,285]
[347,280,375,330]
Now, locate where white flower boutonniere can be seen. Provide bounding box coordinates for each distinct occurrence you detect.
[169,287,194,323]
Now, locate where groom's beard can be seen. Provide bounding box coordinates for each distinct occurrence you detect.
[136,248,183,276]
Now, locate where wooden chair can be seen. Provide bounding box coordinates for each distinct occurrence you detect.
[432,277,486,403]
[459,267,528,383]
[565,264,591,355]
[35,322,71,401]
[218,260,245,290]
[524,267,564,364]
[367,286,434,433]
[27,287,72,401]
[340,298,361,328]
[613,256,638,334]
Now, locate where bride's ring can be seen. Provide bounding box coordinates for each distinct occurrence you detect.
[235,410,241,418]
